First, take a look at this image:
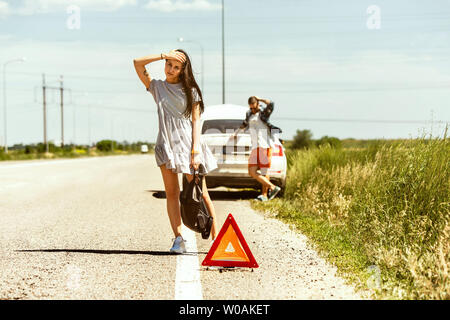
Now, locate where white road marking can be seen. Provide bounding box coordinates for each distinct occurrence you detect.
[174,225,203,300]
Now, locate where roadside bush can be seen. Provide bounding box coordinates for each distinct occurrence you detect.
[62,144,74,153]
[74,149,87,155]
[24,145,34,154]
[96,140,117,152]
[291,129,313,150]
[1,141,153,161]
[315,135,342,149]
[36,143,46,153]
[48,142,57,153]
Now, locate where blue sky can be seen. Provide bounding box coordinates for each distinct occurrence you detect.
[1,0,449,147]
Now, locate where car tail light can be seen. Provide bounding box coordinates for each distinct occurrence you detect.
[272,144,283,157]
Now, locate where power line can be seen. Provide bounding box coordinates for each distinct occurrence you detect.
[5,76,450,93]
[6,70,450,88]
[49,12,450,24]
[7,71,136,82]
[7,100,156,115]
[262,84,450,93]
[12,102,446,125]
[272,117,449,125]
[71,103,156,113]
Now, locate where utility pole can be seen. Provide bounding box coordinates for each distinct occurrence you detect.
[42,75,69,151]
[88,104,91,148]
[59,75,64,148]
[222,0,225,104]
[73,103,76,147]
[42,73,48,153]
[110,115,114,152]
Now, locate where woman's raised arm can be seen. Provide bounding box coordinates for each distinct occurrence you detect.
[133,53,164,89]
[133,51,186,89]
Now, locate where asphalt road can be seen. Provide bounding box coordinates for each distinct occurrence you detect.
[0,154,363,299]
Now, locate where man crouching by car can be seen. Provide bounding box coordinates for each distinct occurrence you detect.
[231,96,282,201]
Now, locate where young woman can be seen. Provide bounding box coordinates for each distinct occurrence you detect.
[133,49,218,253]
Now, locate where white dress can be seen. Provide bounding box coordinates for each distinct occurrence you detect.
[147,79,218,175]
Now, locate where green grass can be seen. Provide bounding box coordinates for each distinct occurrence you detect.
[253,130,449,299]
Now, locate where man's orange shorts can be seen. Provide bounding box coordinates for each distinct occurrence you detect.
[248,147,272,169]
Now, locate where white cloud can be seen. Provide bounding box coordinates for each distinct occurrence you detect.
[0,0,219,17]
[0,1,10,17]
[1,0,137,16]
[144,0,221,12]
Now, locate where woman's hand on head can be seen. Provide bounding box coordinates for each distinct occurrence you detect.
[164,50,186,64]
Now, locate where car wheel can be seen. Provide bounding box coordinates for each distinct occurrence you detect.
[278,177,286,197]
[278,186,285,197]
[205,178,216,189]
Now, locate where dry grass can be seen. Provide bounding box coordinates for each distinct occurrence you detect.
[255,130,450,299]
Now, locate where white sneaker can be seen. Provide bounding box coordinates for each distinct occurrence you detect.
[170,235,186,254]
[256,195,268,202]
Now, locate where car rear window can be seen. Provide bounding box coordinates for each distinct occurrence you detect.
[202,119,249,134]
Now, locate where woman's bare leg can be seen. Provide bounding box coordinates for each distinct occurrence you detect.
[262,174,271,197]
[248,166,276,192]
[184,173,219,240]
[159,164,182,238]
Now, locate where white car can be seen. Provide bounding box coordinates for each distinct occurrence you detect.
[140,144,149,153]
[201,104,287,194]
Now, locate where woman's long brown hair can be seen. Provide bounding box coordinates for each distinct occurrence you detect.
[175,48,204,119]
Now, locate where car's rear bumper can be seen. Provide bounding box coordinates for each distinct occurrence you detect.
[205,171,286,189]
[206,176,285,188]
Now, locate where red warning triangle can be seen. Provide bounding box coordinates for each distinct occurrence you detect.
[202,213,259,268]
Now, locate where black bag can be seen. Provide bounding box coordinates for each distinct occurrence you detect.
[180,165,213,239]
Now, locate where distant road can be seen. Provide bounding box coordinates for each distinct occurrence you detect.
[0,154,362,299]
